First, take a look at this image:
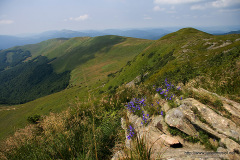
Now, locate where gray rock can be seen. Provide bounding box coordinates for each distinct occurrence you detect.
[165,107,198,136]
[183,98,240,140]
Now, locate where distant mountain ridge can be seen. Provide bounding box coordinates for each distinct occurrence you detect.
[224,30,240,34]
[0,29,168,50]
[1,27,240,50]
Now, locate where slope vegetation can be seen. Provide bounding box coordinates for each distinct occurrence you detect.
[0,36,153,140]
[1,28,240,160]
[105,28,240,100]
[0,36,153,104]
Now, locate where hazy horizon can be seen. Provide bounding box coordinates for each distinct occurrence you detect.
[1,0,240,35]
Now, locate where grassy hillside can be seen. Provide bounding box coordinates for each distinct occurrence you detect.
[0,36,153,140]
[0,36,153,104]
[1,28,240,159]
[17,38,70,58]
[0,86,88,141]
[104,28,240,100]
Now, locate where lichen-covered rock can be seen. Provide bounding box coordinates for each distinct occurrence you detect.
[165,107,198,136]
[193,87,240,119]
[183,98,240,140]
[127,112,180,154]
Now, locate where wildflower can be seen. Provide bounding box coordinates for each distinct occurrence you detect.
[139,98,145,104]
[127,125,135,140]
[180,97,183,100]
[126,98,145,113]
[161,111,163,116]
[142,113,150,124]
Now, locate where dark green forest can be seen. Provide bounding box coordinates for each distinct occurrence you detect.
[0,49,31,71]
[0,56,70,104]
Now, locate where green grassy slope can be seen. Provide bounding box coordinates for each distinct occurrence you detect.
[0,36,153,140]
[18,38,70,58]
[1,28,239,142]
[104,28,240,99]
[0,36,153,104]
[69,37,153,87]
[0,86,87,140]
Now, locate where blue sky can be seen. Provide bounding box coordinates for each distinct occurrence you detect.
[0,0,240,35]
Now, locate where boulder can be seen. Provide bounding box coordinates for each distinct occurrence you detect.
[183,98,240,140]
[159,134,180,146]
[165,107,198,136]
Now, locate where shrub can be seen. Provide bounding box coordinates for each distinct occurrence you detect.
[27,114,41,124]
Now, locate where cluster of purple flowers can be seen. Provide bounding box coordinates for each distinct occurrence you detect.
[155,78,182,101]
[127,125,135,140]
[141,112,149,125]
[126,98,151,126]
[126,98,146,113]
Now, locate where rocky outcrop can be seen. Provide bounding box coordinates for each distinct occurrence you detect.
[182,98,240,140]
[206,40,232,50]
[165,107,198,136]
[192,87,240,119]
[113,92,240,160]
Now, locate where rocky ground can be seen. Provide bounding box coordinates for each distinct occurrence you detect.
[112,88,240,160]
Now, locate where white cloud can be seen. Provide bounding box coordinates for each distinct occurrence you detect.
[211,0,240,8]
[0,19,14,24]
[153,6,166,11]
[190,4,208,10]
[191,0,240,10]
[154,0,202,5]
[69,14,89,21]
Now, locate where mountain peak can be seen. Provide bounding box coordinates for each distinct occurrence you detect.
[176,27,209,35]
